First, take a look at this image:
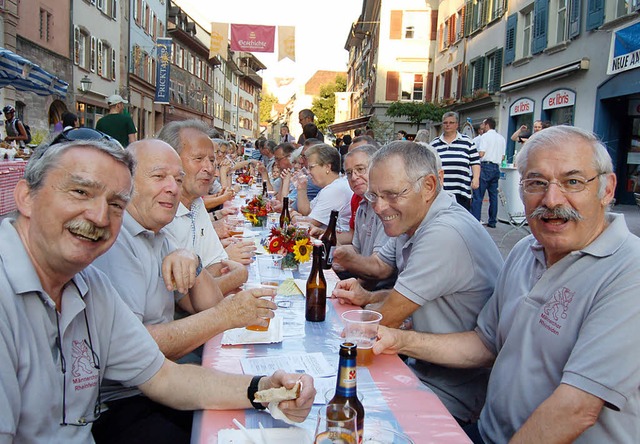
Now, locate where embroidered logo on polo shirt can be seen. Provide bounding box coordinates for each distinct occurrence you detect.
[71,340,99,390]
[539,287,574,336]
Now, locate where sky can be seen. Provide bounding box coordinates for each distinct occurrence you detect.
[177,1,364,99]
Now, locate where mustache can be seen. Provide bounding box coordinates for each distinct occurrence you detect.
[64,219,111,241]
[529,205,583,222]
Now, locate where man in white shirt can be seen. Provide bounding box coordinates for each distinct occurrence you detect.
[471,118,506,228]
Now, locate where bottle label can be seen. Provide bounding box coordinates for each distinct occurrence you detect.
[335,360,357,397]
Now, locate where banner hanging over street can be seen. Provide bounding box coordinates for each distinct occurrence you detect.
[210,22,228,60]
[230,24,275,53]
[607,21,640,75]
[154,38,172,104]
[278,26,295,61]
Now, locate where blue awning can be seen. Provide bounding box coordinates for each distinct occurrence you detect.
[0,47,68,97]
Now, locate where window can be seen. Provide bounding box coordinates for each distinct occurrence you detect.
[472,0,486,32]
[404,11,428,39]
[557,0,568,42]
[39,9,52,41]
[74,26,91,70]
[97,0,105,12]
[522,9,533,57]
[97,40,115,79]
[400,73,424,101]
[90,36,96,72]
[605,0,635,21]
[486,49,503,92]
[133,0,140,25]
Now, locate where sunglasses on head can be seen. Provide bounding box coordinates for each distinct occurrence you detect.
[50,128,121,148]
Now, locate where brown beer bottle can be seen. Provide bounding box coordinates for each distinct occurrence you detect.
[262,181,268,197]
[280,197,291,228]
[329,342,365,443]
[320,210,339,269]
[305,243,326,322]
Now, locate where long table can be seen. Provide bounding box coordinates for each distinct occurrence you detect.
[0,160,26,216]
[192,265,471,443]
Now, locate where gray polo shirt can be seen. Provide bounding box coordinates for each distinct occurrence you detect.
[476,213,640,443]
[0,218,164,442]
[377,191,503,422]
[352,198,388,257]
[93,212,177,325]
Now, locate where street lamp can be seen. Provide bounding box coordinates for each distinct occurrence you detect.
[80,75,92,93]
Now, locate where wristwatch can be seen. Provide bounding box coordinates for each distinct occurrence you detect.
[247,375,267,410]
[195,255,203,278]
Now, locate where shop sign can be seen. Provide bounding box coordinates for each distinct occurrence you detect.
[542,89,575,110]
[607,21,640,75]
[154,38,172,104]
[510,98,534,116]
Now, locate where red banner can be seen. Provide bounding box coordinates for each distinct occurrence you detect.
[230,24,275,53]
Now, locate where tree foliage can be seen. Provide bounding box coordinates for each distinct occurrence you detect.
[311,75,347,133]
[385,101,447,130]
[259,92,278,124]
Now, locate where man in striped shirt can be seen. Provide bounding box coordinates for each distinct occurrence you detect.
[431,112,480,210]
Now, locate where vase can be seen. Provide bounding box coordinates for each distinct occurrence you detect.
[281,253,299,271]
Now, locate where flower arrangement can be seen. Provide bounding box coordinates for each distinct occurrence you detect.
[262,225,312,269]
[237,172,253,185]
[241,195,270,227]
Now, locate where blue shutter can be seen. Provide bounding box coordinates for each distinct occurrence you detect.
[532,0,548,54]
[586,0,604,30]
[504,14,517,64]
[569,0,581,38]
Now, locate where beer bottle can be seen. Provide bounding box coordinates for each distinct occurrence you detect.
[329,342,365,443]
[320,210,339,269]
[279,197,291,228]
[262,181,268,197]
[305,243,326,322]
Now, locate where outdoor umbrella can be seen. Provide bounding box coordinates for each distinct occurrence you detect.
[0,47,68,97]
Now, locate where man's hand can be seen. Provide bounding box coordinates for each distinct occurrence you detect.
[225,239,257,265]
[332,278,371,306]
[213,218,230,239]
[218,287,277,329]
[161,249,200,294]
[373,325,406,356]
[259,371,316,423]
[471,176,480,190]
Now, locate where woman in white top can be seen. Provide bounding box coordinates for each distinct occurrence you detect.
[294,143,353,230]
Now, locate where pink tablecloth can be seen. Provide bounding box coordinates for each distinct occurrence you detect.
[0,160,26,216]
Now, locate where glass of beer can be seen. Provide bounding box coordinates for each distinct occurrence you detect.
[227,217,244,237]
[314,404,358,444]
[244,283,277,332]
[341,310,383,366]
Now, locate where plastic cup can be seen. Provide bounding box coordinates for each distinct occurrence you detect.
[341,310,383,366]
[227,217,244,236]
[242,282,278,331]
[266,212,279,229]
[256,254,283,283]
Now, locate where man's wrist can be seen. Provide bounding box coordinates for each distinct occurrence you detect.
[247,375,267,410]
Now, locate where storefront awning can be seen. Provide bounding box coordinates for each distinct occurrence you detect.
[0,47,68,97]
[327,115,373,134]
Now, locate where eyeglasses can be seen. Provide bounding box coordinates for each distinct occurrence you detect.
[274,155,287,162]
[50,127,119,148]
[520,174,602,194]
[307,163,320,170]
[364,187,413,204]
[441,121,457,125]
[345,166,367,178]
[55,282,102,426]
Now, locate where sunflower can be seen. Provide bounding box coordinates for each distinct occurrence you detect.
[293,238,312,262]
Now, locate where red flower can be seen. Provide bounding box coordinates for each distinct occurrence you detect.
[268,237,282,253]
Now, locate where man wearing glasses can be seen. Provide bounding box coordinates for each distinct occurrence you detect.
[332,144,394,289]
[431,111,480,211]
[333,141,503,425]
[0,137,315,442]
[373,126,640,443]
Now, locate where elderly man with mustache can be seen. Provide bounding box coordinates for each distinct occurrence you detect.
[0,138,316,443]
[373,126,640,443]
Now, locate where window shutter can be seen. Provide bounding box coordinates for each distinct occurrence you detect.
[504,13,517,64]
[456,64,464,98]
[481,0,489,25]
[464,1,473,36]
[586,0,604,30]
[439,24,445,49]
[444,70,452,98]
[473,58,485,91]
[431,10,438,40]
[425,72,434,102]
[459,6,465,39]
[111,48,116,80]
[435,75,440,101]
[90,36,96,72]
[74,26,80,65]
[568,0,581,38]
[386,71,399,101]
[532,0,548,54]
[97,40,103,76]
[449,15,456,43]
[111,0,117,19]
[490,49,503,92]
[390,11,403,39]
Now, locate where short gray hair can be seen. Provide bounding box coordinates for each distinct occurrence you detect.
[414,129,430,143]
[25,139,135,192]
[442,111,459,123]
[305,143,341,173]
[371,141,442,192]
[157,119,210,154]
[344,144,378,164]
[212,138,231,151]
[516,125,613,198]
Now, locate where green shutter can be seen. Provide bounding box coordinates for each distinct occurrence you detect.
[464,0,473,35]
[489,49,503,92]
[473,57,485,91]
